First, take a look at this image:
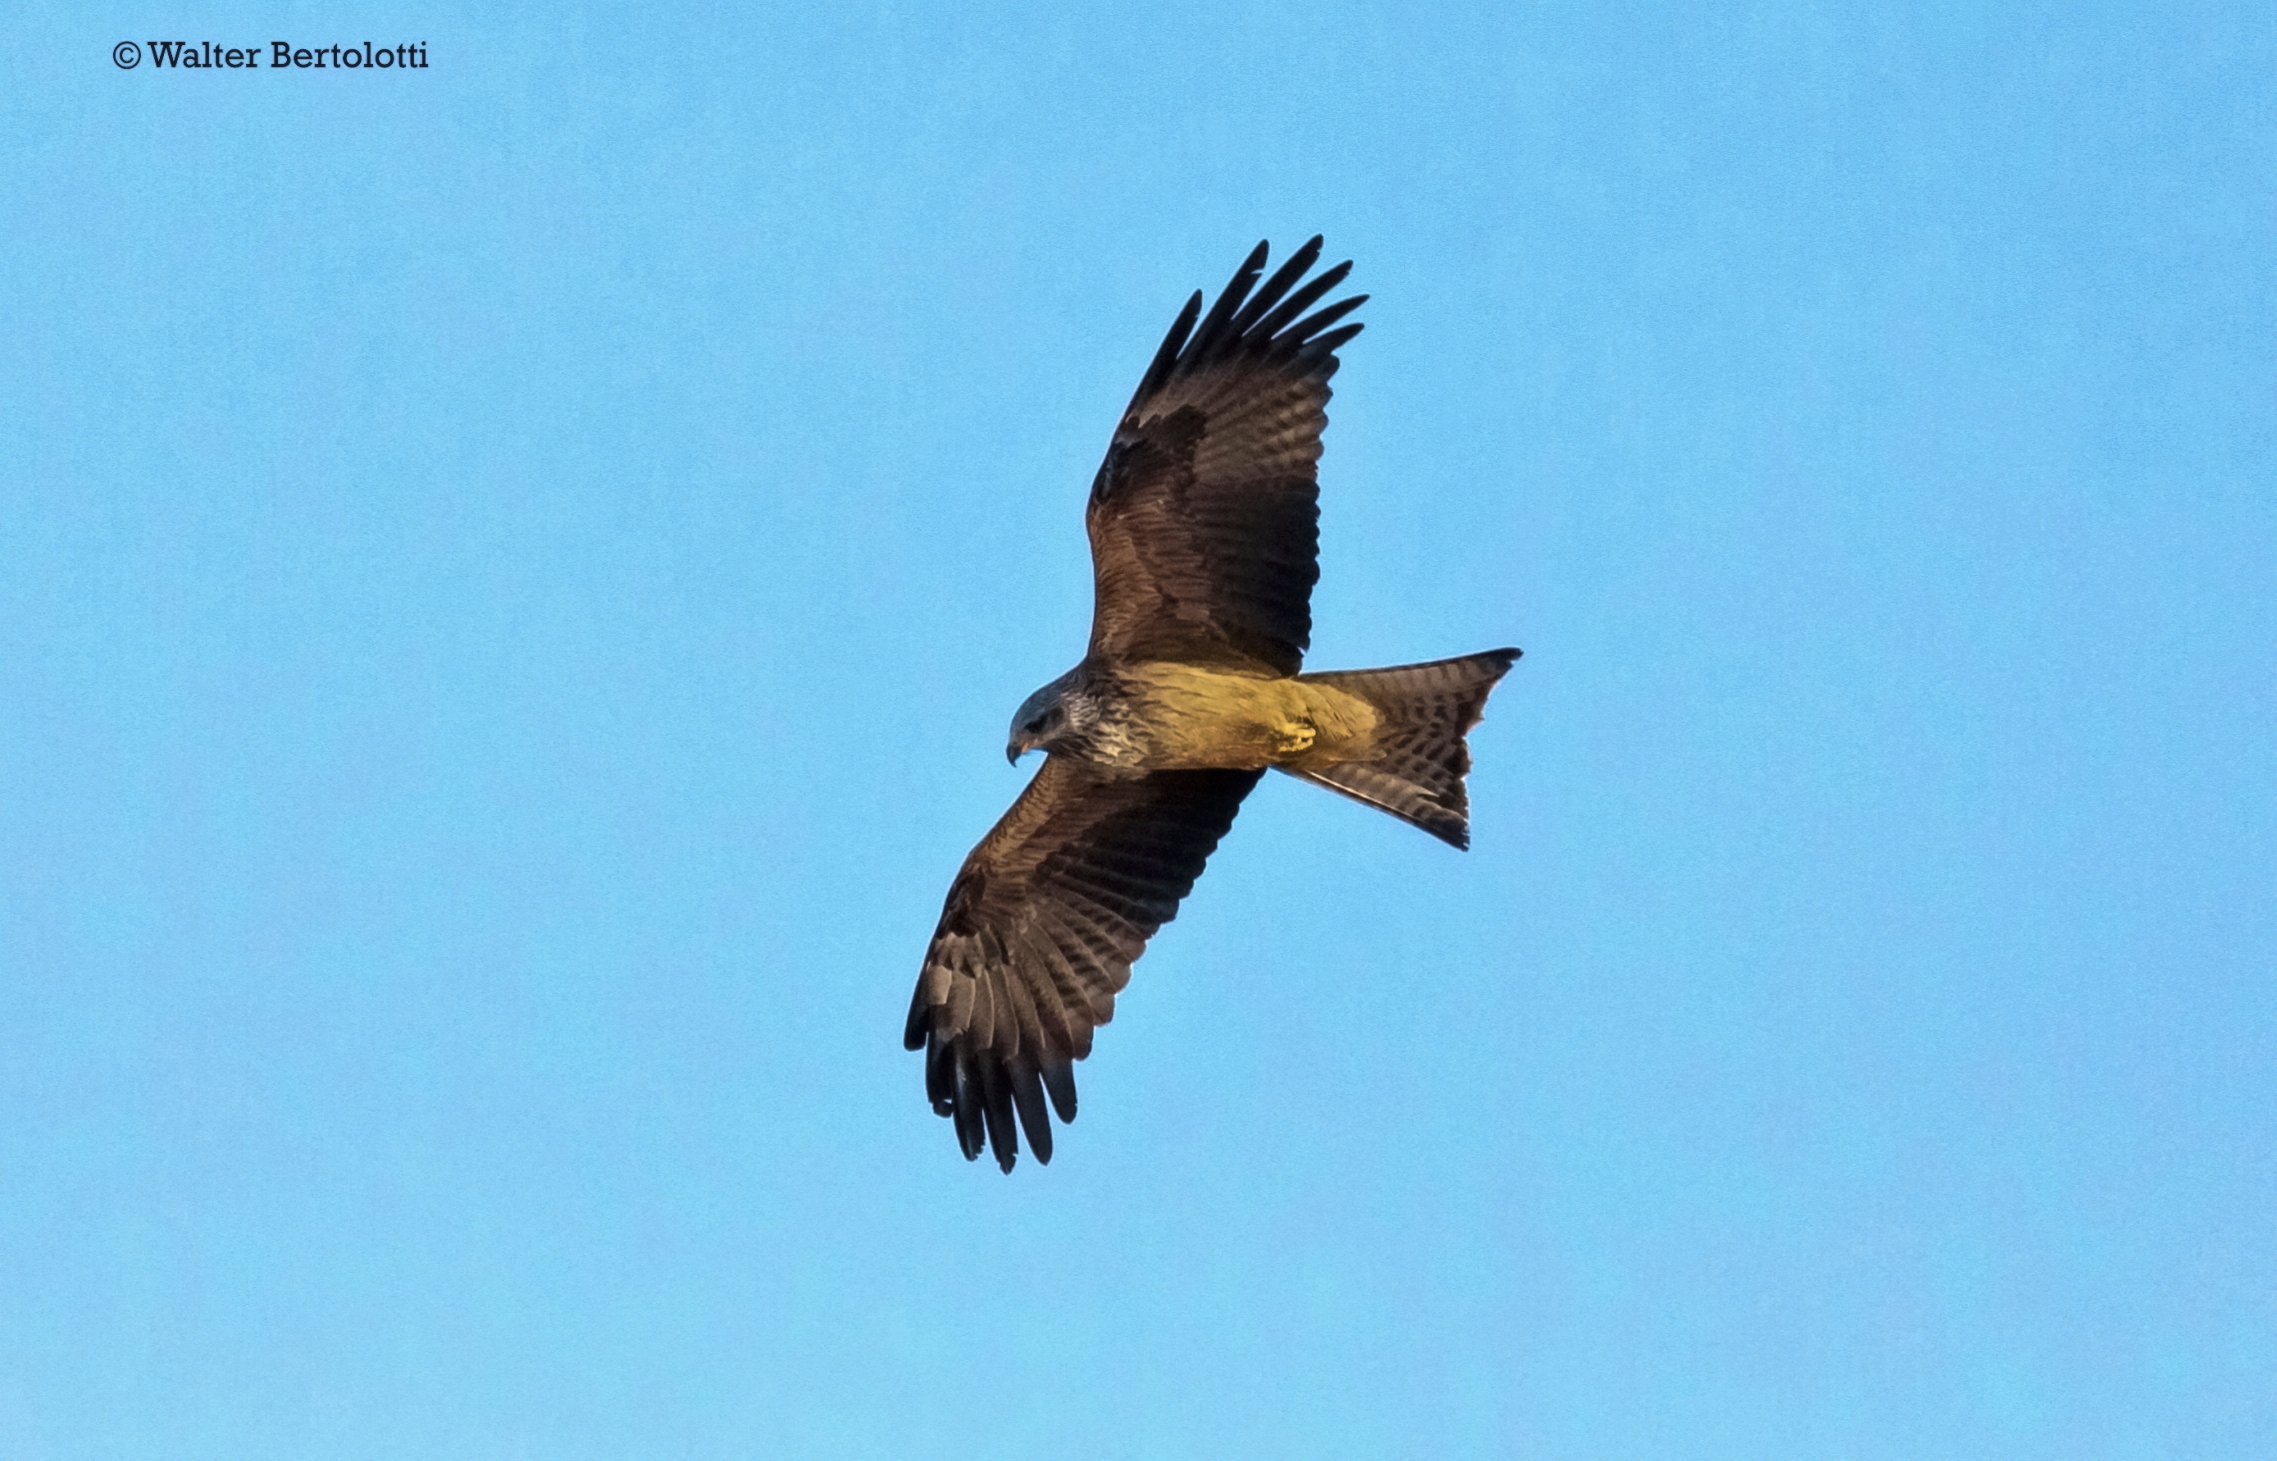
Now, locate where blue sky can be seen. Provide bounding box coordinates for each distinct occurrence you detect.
[3,2,2271,1457]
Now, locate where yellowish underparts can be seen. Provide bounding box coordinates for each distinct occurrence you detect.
[1116,662,1382,772]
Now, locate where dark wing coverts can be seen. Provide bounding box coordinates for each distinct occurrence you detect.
[905,759,1263,1170]
[1086,236,1367,678]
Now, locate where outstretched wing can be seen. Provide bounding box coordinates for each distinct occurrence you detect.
[1086,236,1367,679]
[904,756,1264,1171]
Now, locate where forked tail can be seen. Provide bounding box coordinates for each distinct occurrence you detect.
[1290,648,1520,849]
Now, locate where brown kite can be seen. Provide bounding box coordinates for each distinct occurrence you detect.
[905,237,1519,1171]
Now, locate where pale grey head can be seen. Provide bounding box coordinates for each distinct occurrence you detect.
[1006,665,1094,763]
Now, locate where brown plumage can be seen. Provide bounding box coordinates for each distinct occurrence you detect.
[906,237,1520,1171]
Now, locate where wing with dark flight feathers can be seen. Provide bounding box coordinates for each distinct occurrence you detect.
[904,756,1263,1171]
[1086,236,1366,678]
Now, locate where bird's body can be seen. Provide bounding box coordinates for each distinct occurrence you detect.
[1024,659,1381,773]
[906,237,1520,1171]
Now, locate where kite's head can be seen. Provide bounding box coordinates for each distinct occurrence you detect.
[1007,668,1085,763]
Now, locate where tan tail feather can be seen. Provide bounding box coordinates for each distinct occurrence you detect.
[1286,649,1520,848]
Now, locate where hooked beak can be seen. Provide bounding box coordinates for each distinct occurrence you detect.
[1006,739,1029,765]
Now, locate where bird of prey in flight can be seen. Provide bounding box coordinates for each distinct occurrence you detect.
[905,237,1519,1171]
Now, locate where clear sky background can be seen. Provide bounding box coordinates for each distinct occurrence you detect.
[3,3,2271,1457]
